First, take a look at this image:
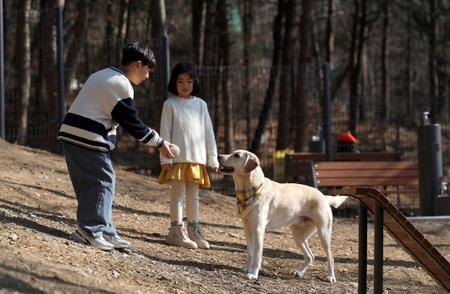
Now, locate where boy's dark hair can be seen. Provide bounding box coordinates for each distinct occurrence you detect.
[121,42,157,71]
[167,62,201,96]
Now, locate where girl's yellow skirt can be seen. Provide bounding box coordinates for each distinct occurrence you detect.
[157,162,211,188]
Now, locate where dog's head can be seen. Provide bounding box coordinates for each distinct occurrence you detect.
[218,149,260,175]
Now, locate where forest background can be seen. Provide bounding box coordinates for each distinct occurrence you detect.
[2,0,450,213]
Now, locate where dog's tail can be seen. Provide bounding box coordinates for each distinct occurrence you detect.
[326,195,348,208]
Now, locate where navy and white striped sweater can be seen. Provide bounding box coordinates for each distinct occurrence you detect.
[57,67,163,152]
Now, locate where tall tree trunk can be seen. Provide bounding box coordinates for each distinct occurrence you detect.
[276,0,296,151]
[295,0,313,152]
[125,0,133,41]
[251,0,284,155]
[359,41,366,121]
[104,1,114,64]
[192,0,204,65]
[325,0,334,66]
[355,0,366,126]
[347,0,365,135]
[217,0,234,152]
[202,0,215,66]
[41,0,64,153]
[64,0,89,99]
[116,0,130,64]
[243,0,253,149]
[348,0,358,135]
[150,0,167,175]
[200,1,218,140]
[112,0,130,155]
[428,0,438,123]
[405,4,413,116]
[15,0,31,145]
[380,0,389,124]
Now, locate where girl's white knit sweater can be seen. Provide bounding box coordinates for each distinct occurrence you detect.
[160,96,219,168]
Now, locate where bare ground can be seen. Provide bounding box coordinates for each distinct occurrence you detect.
[0,139,449,294]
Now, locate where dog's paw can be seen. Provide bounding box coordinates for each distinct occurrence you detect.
[246,273,258,280]
[241,267,250,273]
[292,269,306,277]
[325,275,336,283]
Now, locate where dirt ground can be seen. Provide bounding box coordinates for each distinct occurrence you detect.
[0,138,449,294]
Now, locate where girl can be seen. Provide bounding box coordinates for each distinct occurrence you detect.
[158,62,219,249]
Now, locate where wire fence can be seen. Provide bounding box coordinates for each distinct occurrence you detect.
[3,8,450,216]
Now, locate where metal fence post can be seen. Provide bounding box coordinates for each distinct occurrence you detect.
[56,6,65,154]
[0,0,5,139]
[322,62,332,161]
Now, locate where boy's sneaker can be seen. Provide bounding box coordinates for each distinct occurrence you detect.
[71,226,114,251]
[165,224,198,249]
[103,234,131,249]
[187,226,210,249]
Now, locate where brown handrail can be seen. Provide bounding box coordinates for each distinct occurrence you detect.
[333,187,450,293]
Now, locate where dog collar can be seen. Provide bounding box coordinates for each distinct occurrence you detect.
[236,182,264,217]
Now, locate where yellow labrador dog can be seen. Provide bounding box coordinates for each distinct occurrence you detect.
[218,150,347,282]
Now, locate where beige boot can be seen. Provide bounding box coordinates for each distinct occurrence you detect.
[187,225,210,249]
[165,223,197,249]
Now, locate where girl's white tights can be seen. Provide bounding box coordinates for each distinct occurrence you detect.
[169,179,200,223]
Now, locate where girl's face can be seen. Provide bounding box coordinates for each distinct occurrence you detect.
[176,72,194,98]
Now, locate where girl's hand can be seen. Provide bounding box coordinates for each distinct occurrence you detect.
[211,166,219,172]
[161,163,172,170]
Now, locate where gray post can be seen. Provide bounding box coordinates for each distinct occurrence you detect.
[322,63,332,161]
[0,0,5,139]
[56,6,65,154]
[417,111,443,216]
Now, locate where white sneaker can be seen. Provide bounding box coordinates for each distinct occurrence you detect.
[103,234,131,249]
[165,224,197,249]
[71,226,114,251]
[187,226,210,249]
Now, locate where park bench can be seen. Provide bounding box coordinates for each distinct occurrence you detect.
[284,156,419,195]
[285,151,401,163]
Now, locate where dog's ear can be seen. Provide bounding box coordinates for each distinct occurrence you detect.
[244,152,260,173]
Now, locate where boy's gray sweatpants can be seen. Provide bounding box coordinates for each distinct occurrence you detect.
[63,143,117,238]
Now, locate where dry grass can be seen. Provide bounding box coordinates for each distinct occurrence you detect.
[0,139,449,293]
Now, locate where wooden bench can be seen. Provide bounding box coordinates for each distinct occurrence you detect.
[286,151,401,163]
[284,152,401,187]
[285,160,419,195]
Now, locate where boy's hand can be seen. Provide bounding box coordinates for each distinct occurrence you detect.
[159,141,176,158]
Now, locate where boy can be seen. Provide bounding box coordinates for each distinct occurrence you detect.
[58,42,175,251]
